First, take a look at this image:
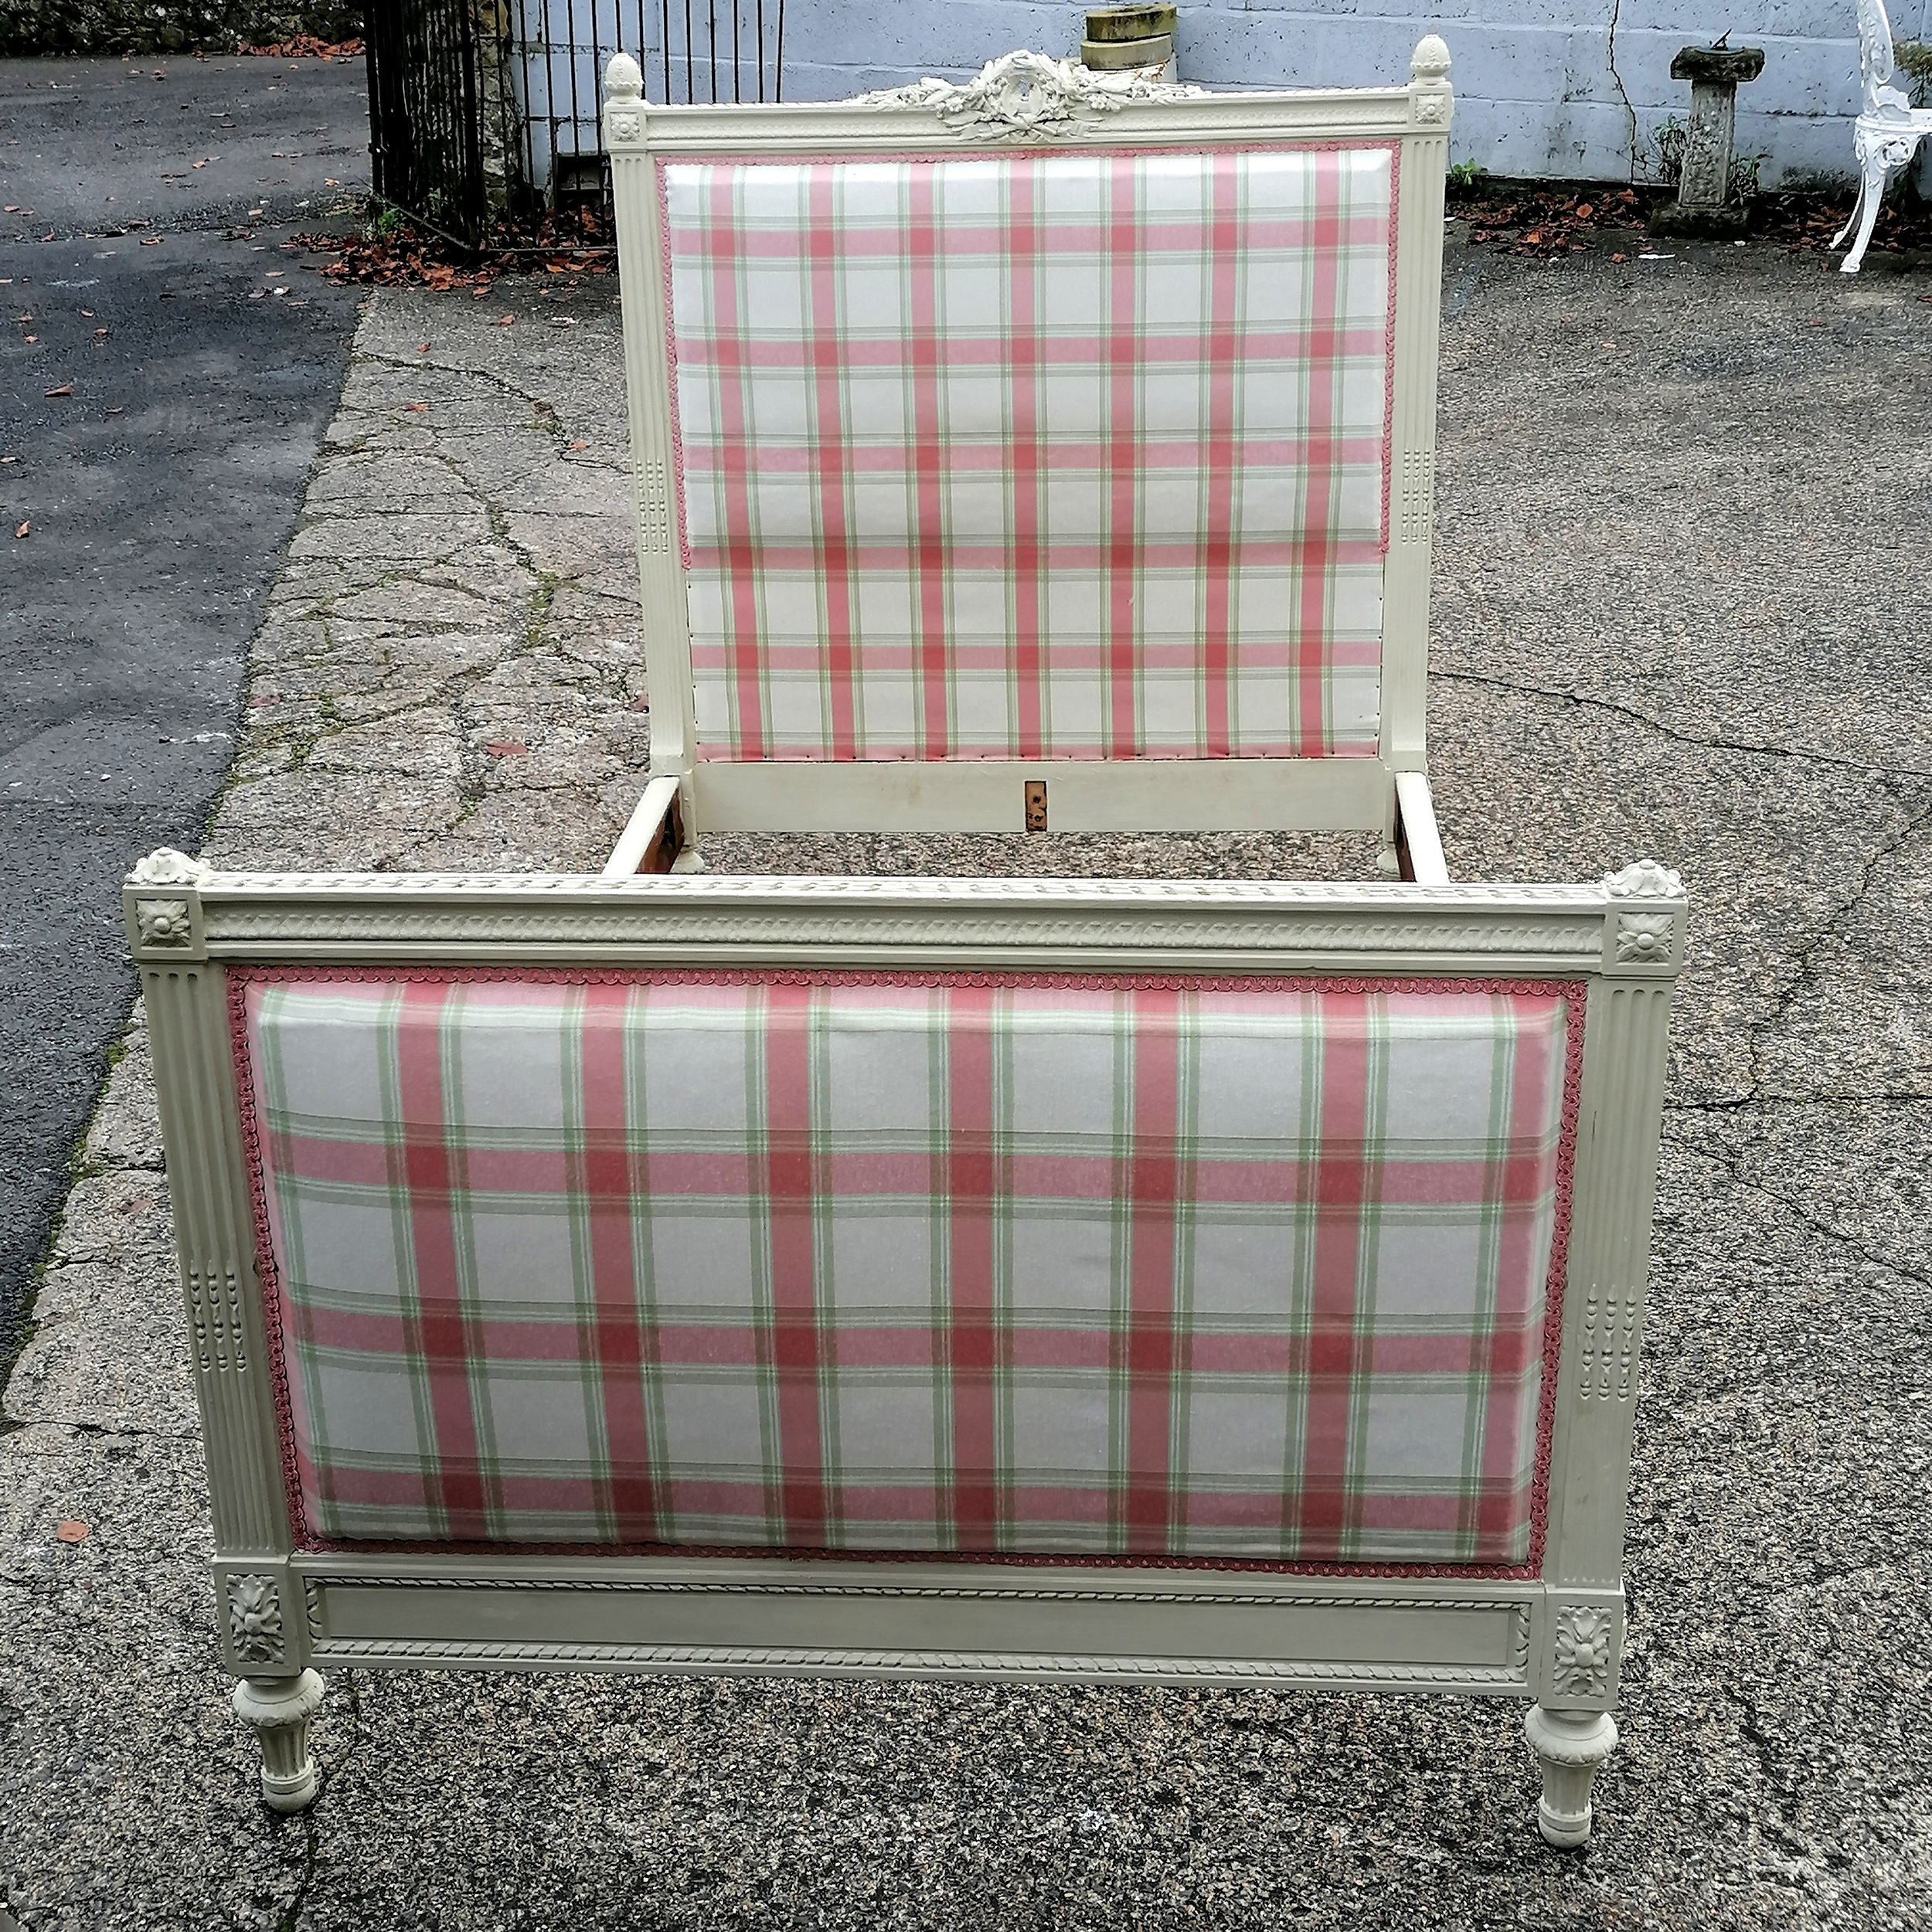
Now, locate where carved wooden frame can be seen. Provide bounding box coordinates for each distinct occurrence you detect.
[131,853,1683,1842]
[126,37,1682,1852]
[600,43,1456,866]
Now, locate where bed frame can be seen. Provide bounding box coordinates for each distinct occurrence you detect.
[128,40,1685,1850]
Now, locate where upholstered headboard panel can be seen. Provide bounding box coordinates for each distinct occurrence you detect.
[236,968,1575,1570]
[660,148,1395,764]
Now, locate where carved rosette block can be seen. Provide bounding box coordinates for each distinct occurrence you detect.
[128,847,213,956]
[1522,1705,1619,1847]
[1603,857,1684,969]
[1614,911,1675,964]
[227,1572,287,1666]
[1549,1602,1617,1701]
[231,1669,325,1814]
[134,898,192,948]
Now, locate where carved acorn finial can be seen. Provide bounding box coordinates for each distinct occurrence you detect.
[605,49,645,100]
[1410,34,1451,83]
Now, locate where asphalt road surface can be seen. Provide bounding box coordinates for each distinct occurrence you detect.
[0,54,369,1362]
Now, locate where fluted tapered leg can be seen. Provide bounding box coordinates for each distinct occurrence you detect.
[1523,1704,1617,1847]
[232,1669,325,1814]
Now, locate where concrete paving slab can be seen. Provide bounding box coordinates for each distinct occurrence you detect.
[3,236,1930,1929]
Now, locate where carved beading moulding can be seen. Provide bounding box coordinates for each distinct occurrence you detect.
[303,1638,1527,1688]
[144,865,1647,972]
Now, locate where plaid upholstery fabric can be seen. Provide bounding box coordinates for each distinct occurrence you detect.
[662,147,1393,764]
[240,972,1568,1565]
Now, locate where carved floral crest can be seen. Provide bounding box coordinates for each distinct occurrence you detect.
[1603,858,1683,900]
[129,847,212,888]
[228,1572,287,1665]
[852,49,1204,140]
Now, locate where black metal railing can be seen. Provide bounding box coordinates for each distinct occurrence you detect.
[365,1,786,242]
[364,0,490,246]
[513,1,786,198]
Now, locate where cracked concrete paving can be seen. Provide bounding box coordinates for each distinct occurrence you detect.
[2,237,1930,1929]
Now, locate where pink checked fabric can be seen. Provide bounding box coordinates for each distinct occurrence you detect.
[662,148,1393,764]
[240,973,1569,1566]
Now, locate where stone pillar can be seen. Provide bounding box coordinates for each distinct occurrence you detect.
[472,0,526,218]
[1651,46,1765,236]
[1082,5,1179,82]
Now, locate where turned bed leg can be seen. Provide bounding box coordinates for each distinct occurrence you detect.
[1522,1704,1617,1847]
[232,1669,325,1813]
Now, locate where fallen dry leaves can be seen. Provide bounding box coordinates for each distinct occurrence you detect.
[14,522,28,539]
[1454,184,1645,257]
[1450,179,1932,264]
[243,36,364,58]
[289,201,614,291]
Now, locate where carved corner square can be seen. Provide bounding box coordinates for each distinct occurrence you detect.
[126,889,206,961]
[1605,908,1681,973]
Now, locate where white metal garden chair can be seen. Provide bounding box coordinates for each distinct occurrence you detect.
[1834,0,1932,272]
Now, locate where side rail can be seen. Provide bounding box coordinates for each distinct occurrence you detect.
[128,852,1683,1843]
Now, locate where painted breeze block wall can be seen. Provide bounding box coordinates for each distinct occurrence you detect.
[762,0,1910,189]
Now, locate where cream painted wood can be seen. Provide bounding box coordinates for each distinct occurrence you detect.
[1523,1706,1620,1849]
[693,755,1389,835]
[605,65,698,818]
[1382,39,1451,782]
[1393,770,1449,886]
[131,34,1680,1852]
[133,918,289,1559]
[150,870,1621,977]
[600,43,1454,849]
[230,1672,325,1815]
[130,850,1684,1843]
[600,774,681,876]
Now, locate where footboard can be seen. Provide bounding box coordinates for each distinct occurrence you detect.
[128,854,1683,1839]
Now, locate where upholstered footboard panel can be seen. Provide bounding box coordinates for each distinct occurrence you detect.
[234,969,1578,1569]
[131,863,1682,1842]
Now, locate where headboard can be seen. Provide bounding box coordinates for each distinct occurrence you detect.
[604,46,1454,837]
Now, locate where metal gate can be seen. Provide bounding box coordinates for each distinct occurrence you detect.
[512,2,787,199]
[364,2,787,242]
[363,0,490,247]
